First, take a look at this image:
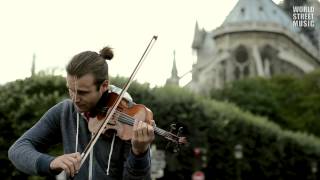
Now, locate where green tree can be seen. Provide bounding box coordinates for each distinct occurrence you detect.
[2,74,320,180]
[210,69,320,137]
[0,75,66,179]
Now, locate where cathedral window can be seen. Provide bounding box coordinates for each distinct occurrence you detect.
[259,6,263,11]
[240,7,245,14]
[233,45,250,80]
[235,45,248,64]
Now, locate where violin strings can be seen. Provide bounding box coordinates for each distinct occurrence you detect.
[100,108,179,141]
[110,110,178,141]
[115,111,167,136]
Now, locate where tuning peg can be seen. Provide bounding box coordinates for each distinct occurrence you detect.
[174,127,185,152]
[169,124,176,132]
[165,124,176,151]
[177,127,183,136]
[165,125,185,153]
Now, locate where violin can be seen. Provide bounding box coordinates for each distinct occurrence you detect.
[88,91,187,145]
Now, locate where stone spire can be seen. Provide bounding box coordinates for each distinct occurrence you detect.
[192,21,205,50]
[31,53,36,76]
[165,50,179,86]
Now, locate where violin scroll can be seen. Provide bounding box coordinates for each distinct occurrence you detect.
[165,123,187,152]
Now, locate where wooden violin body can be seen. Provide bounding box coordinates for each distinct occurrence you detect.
[88,92,186,145]
[88,92,153,140]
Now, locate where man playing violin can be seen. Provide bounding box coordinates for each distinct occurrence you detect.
[8,47,155,180]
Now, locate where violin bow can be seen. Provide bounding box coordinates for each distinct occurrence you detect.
[79,36,158,168]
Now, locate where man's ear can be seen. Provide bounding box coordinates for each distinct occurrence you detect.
[100,80,109,93]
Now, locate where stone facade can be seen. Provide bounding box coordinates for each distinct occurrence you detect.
[184,0,320,95]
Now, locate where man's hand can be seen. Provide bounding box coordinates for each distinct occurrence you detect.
[50,152,81,177]
[131,120,155,156]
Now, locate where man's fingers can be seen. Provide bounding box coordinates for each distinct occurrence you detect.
[147,124,154,139]
[133,119,139,138]
[50,153,81,177]
[60,163,70,177]
[142,123,148,140]
[151,120,156,127]
[74,153,81,172]
[133,120,155,140]
[134,120,143,138]
[75,152,81,160]
[62,158,77,177]
[131,119,155,156]
[70,152,81,172]
[71,152,80,158]
[138,121,144,137]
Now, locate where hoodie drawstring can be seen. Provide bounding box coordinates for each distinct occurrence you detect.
[88,133,94,180]
[106,133,116,175]
[75,113,116,178]
[75,113,79,152]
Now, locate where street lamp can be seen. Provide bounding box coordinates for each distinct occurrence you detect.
[234,144,243,180]
[193,147,207,168]
[311,161,317,180]
[234,144,243,160]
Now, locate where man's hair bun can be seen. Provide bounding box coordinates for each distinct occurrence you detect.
[99,46,114,60]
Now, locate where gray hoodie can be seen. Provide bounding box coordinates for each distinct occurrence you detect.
[8,97,151,180]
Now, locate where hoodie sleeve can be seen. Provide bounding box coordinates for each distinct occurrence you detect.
[8,101,65,176]
[122,147,151,180]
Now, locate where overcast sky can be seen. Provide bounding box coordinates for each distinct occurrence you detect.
[0,0,281,87]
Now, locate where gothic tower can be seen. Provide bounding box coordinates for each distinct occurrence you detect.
[186,0,320,95]
[166,51,180,86]
[31,53,36,77]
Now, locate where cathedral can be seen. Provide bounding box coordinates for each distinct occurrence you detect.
[167,0,320,95]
